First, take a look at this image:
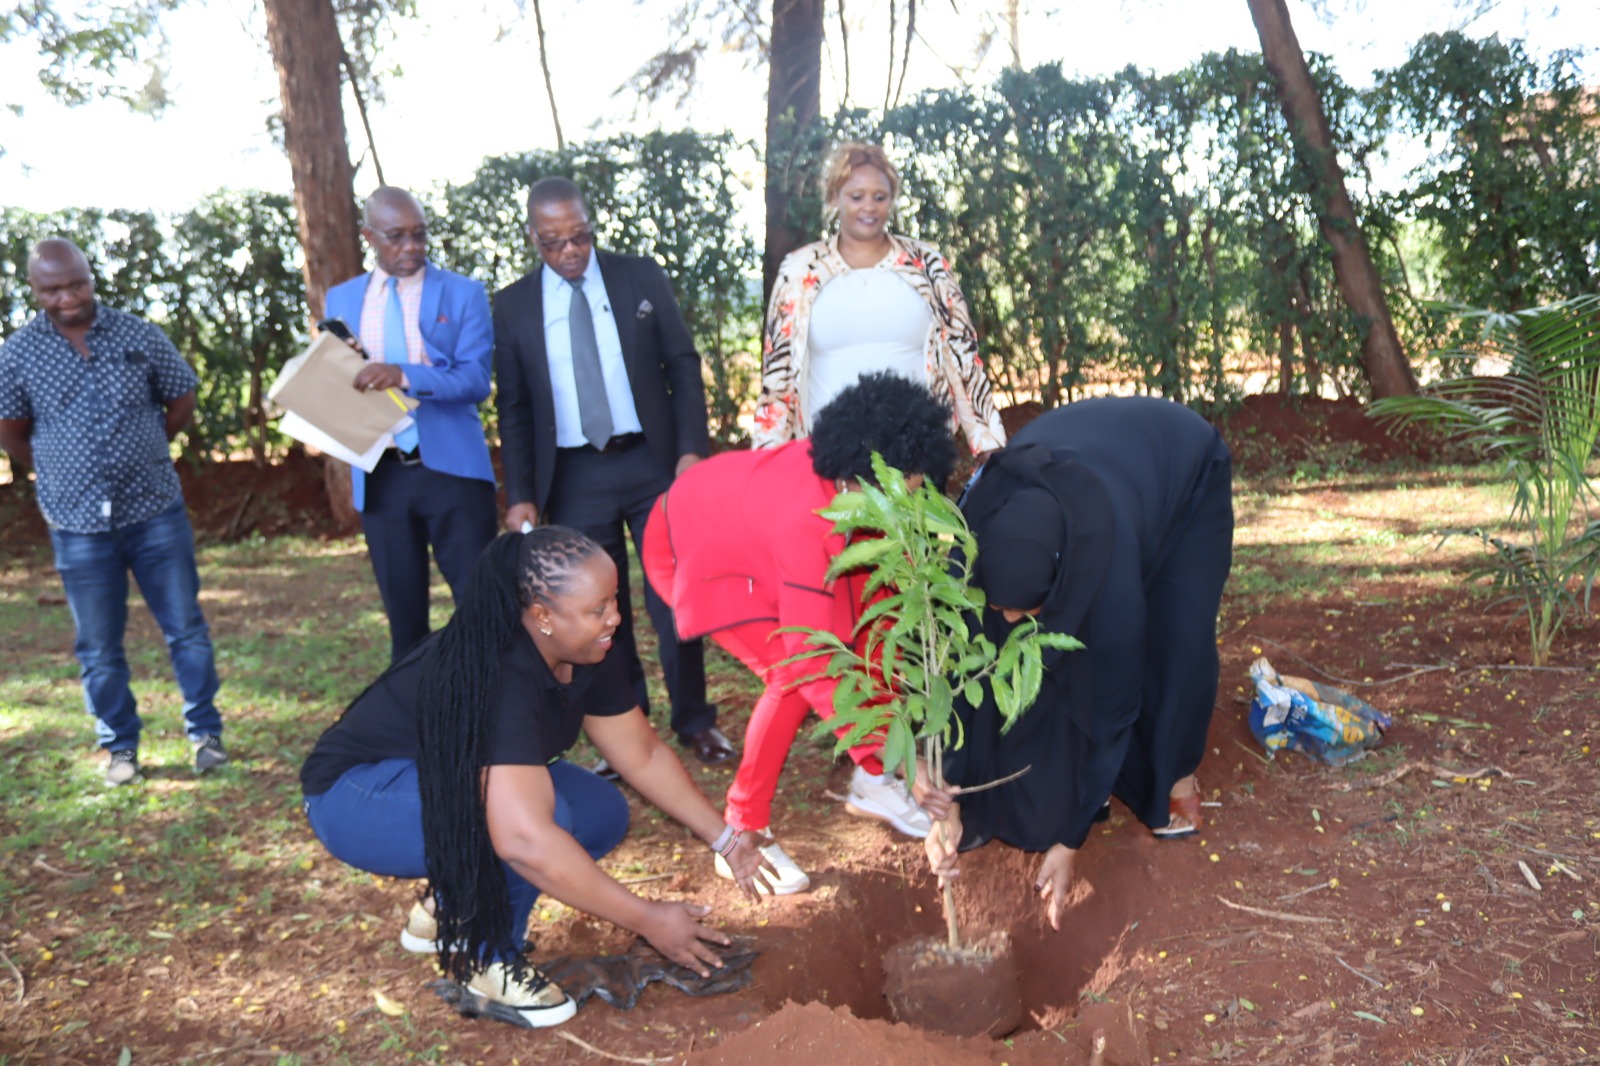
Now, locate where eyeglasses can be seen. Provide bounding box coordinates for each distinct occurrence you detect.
[532,229,595,254]
[375,226,428,247]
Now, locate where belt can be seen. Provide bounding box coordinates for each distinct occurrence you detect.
[560,432,645,456]
[383,446,423,467]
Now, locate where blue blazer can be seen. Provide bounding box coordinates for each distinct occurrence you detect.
[324,263,496,511]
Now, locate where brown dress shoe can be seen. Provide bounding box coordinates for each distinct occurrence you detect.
[678,727,738,765]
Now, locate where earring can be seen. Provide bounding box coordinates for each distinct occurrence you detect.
[540,626,552,637]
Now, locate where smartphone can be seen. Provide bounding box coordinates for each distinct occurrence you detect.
[318,318,357,344]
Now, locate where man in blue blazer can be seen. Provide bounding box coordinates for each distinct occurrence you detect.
[324,187,498,662]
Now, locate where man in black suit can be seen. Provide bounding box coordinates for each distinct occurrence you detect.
[494,176,733,764]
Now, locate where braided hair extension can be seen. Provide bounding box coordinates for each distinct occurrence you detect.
[415,526,604,982]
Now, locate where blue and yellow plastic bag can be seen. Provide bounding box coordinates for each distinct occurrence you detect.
[1247,657,1391,767]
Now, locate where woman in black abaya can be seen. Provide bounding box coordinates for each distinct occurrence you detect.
[920,396,1234,929]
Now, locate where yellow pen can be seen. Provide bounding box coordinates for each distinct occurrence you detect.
[382,388,410,411]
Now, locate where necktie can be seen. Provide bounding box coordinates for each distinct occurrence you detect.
[568,277,614,449]
[385,276,420,454]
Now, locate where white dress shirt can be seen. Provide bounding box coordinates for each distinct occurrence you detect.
[541,253,644,447]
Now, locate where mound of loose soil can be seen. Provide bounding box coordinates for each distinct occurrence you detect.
[1000,394,1453,479]
[686,1000,1020,1066]
[1213,394,1451,475]
[0,449,340,551]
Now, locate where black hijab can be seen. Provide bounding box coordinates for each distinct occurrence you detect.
[962,441,1115,656]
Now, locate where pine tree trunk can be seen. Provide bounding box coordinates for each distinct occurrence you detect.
[764,0,825,302]
[1247,0,1418,400]
[261,0,365,531]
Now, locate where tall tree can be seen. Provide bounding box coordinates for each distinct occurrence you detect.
[764,0,824,297]
[1245,0,1418,398]
[261,0,364,321]
[260,0,368,528]
[4,0,406,526]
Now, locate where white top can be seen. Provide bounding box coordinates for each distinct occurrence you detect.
[540,252,644,448]
[803,268,932,429]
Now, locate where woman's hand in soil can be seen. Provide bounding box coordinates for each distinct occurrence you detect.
[1035,844,1076,931]
[723,833,779,903]
[923,805,963,878]
[640,901,729,977]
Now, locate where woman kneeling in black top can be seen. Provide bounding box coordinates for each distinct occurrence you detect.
[301,528,771,1028]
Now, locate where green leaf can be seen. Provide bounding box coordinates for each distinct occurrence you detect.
[1037,632,1086,652]
[883,716,914,776]
[993,674,1014,715]
[826,537,900,579]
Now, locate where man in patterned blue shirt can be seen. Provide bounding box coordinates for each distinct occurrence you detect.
[0,239,227,787]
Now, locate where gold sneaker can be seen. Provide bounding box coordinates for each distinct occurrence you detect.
[466,960,577,1027]
[400,900,438,953]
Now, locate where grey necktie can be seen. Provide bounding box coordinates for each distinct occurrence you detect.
[568,277,614,449]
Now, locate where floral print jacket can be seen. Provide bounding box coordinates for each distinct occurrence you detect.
[752,233,1008,454]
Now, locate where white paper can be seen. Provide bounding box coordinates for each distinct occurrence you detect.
[278,410,413,473]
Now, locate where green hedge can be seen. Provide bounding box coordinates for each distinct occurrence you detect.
[3,39,1595,462]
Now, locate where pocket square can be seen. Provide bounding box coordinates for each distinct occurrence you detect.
[636,299,654,319]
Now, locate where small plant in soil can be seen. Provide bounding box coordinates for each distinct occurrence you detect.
[1371,294,1600,666]
[784,454,1080,952]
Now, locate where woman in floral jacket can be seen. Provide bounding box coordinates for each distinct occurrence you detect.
[752,142,1007,455]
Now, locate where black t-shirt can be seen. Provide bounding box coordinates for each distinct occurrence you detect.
[300,626,635,796]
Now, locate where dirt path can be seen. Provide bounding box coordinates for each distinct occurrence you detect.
[1,399,1594,1064]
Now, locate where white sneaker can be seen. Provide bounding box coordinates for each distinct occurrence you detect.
[466,960,576,1027]
[400,900,437,953]
[713,834,811,895]
[845,766,932,838]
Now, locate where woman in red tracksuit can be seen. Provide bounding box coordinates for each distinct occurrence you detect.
[644,373,956,894]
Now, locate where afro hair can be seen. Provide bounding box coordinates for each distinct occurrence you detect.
[809,371,956,487]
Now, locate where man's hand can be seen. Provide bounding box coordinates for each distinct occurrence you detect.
[1035,843,1077,931]
[504,502,538,533]
[353,363,405,393]
[638,901,729,977]
[924,805,963,879]
[675,453,703,478]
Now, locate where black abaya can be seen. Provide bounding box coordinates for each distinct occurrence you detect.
[949,396,1234,852]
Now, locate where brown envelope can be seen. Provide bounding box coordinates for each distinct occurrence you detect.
[267,333,419,454]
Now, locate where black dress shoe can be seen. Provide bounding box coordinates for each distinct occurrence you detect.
[678,727,738,765]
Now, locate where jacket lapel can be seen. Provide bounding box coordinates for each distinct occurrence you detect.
[596,250,638,369]
[419,264,445,363]
[520,269,548,370]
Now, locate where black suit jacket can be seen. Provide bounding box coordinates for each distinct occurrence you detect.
[493,249,712,512]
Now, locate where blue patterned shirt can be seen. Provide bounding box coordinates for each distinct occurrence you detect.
[0,305,198,533]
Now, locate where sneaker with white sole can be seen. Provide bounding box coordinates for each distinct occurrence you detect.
[105,748,140,787]
[466,960,576,1028]
[713,834,811,895]
[845,766,932,838]
[401,900,438,953]
[193,735,228,774]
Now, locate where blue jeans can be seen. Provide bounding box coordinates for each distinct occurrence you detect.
[304,758,630,959]
[49,499,222,751]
